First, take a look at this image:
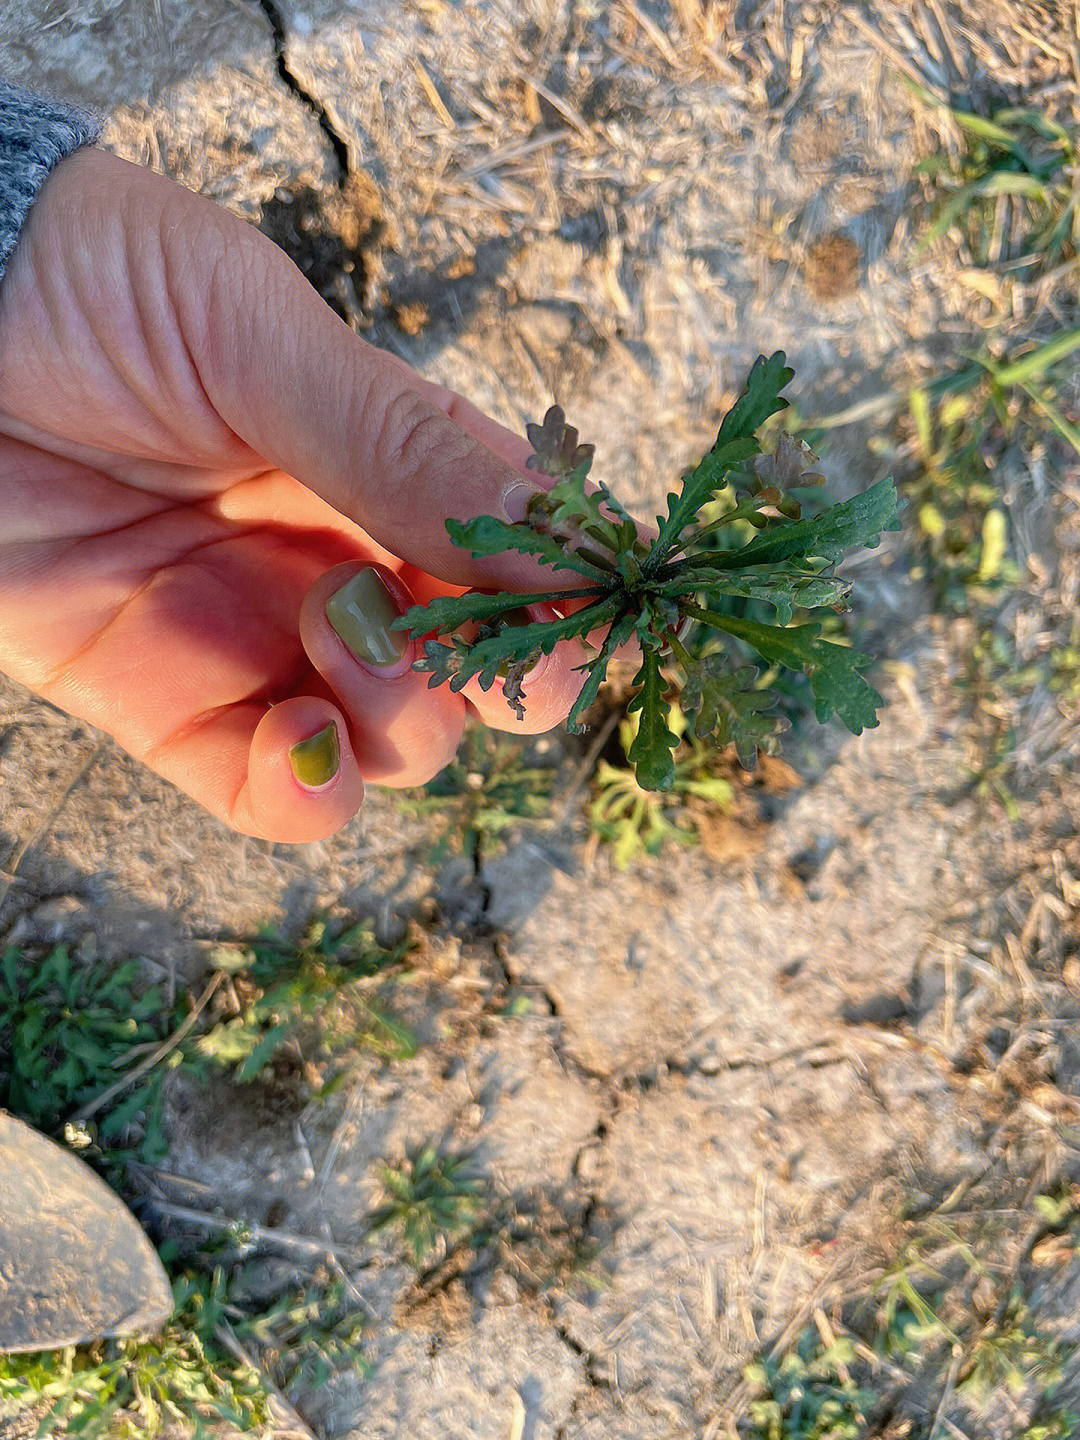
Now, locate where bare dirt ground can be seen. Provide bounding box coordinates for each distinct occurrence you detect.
[4,2,1080,1437]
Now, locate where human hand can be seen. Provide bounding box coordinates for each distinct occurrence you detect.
[0,148,587,841]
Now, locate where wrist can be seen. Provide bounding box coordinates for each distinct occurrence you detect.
[0,82,101,291]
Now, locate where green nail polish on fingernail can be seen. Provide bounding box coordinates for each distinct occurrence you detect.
[326,568,410,670]
[289,722,340,789]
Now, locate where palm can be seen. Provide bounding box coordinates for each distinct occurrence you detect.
[0,253,431,817]
[1,438,383,759]
[0,148,578,840]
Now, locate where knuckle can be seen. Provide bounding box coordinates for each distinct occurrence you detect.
[369,387,453,508]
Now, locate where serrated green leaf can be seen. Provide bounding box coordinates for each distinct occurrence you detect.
[658,569,852,624]
[681,660,783,769]
[717,351,796,444]
[697,611,883,733]
[594,480,638,527]
[567,609,638,731]
[394,585,605,639]
[651,436,758,565]
[708,478,900,571]
[540,472,627,554]
[424,596,621,694]
[446,515,614,582]
[626,646,679,791]
[414,635,470,687]
[467,597,620,691]
[650,353,795,566]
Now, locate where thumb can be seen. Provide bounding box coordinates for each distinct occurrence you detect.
[168,180,546,590]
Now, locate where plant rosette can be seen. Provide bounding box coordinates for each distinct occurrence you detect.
[394,354,900,791]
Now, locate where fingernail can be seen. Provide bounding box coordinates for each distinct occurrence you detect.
[326,568,410,670]
[289,722,340,790]
[502,481,540,523]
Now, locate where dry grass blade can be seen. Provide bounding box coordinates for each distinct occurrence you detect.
[213,1321,321,1440]
[412,58,456,130]
[73,970,225,1123]
[147,1199,374,1269]
[619,0,680,68]
[844,7,950,101]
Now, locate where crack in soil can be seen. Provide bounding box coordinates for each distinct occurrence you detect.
[616,1038,859,1091]
[256,0,351,182]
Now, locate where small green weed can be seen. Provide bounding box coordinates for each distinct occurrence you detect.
[863,322,1080,808]
[916,102,1079,278]
[871,1224,1073,1431]
[957,623,1080,817]
[220,1272,370,1393]
[898,337,1080,611]
[735,1183,1080,1440]
[743,1330,872,1440]
[193,918,417,1091]
[369,1144,486,1267]
[590,698,734,867]
[0,1264,370,1438]
[0,945,175,1171]
[0,920,401,1437]
[875,1233,960,1359]
[399,726,557,865]
[1017,1414,1078,1440]
[902,383,1020,610]
[0,1270,266,1438]
[962,1290,1064,1400]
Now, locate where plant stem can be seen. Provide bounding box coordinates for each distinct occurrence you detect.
[574,545,620,574]
[666,629,695,672]
[472,585,614,609]
[676,505,758,549]
[73,971,225,1123]
[678,601,747,634]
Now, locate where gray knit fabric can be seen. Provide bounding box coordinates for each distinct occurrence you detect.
[0,82,101,287]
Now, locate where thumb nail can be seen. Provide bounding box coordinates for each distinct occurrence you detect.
[289,722,340,789]
[502,481,541,523]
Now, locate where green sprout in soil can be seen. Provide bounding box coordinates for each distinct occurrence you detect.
[0,945,175,1174]
[395,353,900,791]
[743,1330,873,1440]
[915,101,1079,278]
[368,1144,486,1268]
[590,697,734,868]
[399,727,557,866]
[904,382,1020,610]
[193,919,417,1091]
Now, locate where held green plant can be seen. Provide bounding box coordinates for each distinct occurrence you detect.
[395,354,900,790]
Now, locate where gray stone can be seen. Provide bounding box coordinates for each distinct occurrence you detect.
[0,1113,172,1352]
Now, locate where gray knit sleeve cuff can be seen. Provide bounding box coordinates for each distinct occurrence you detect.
[0,82,102,288]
